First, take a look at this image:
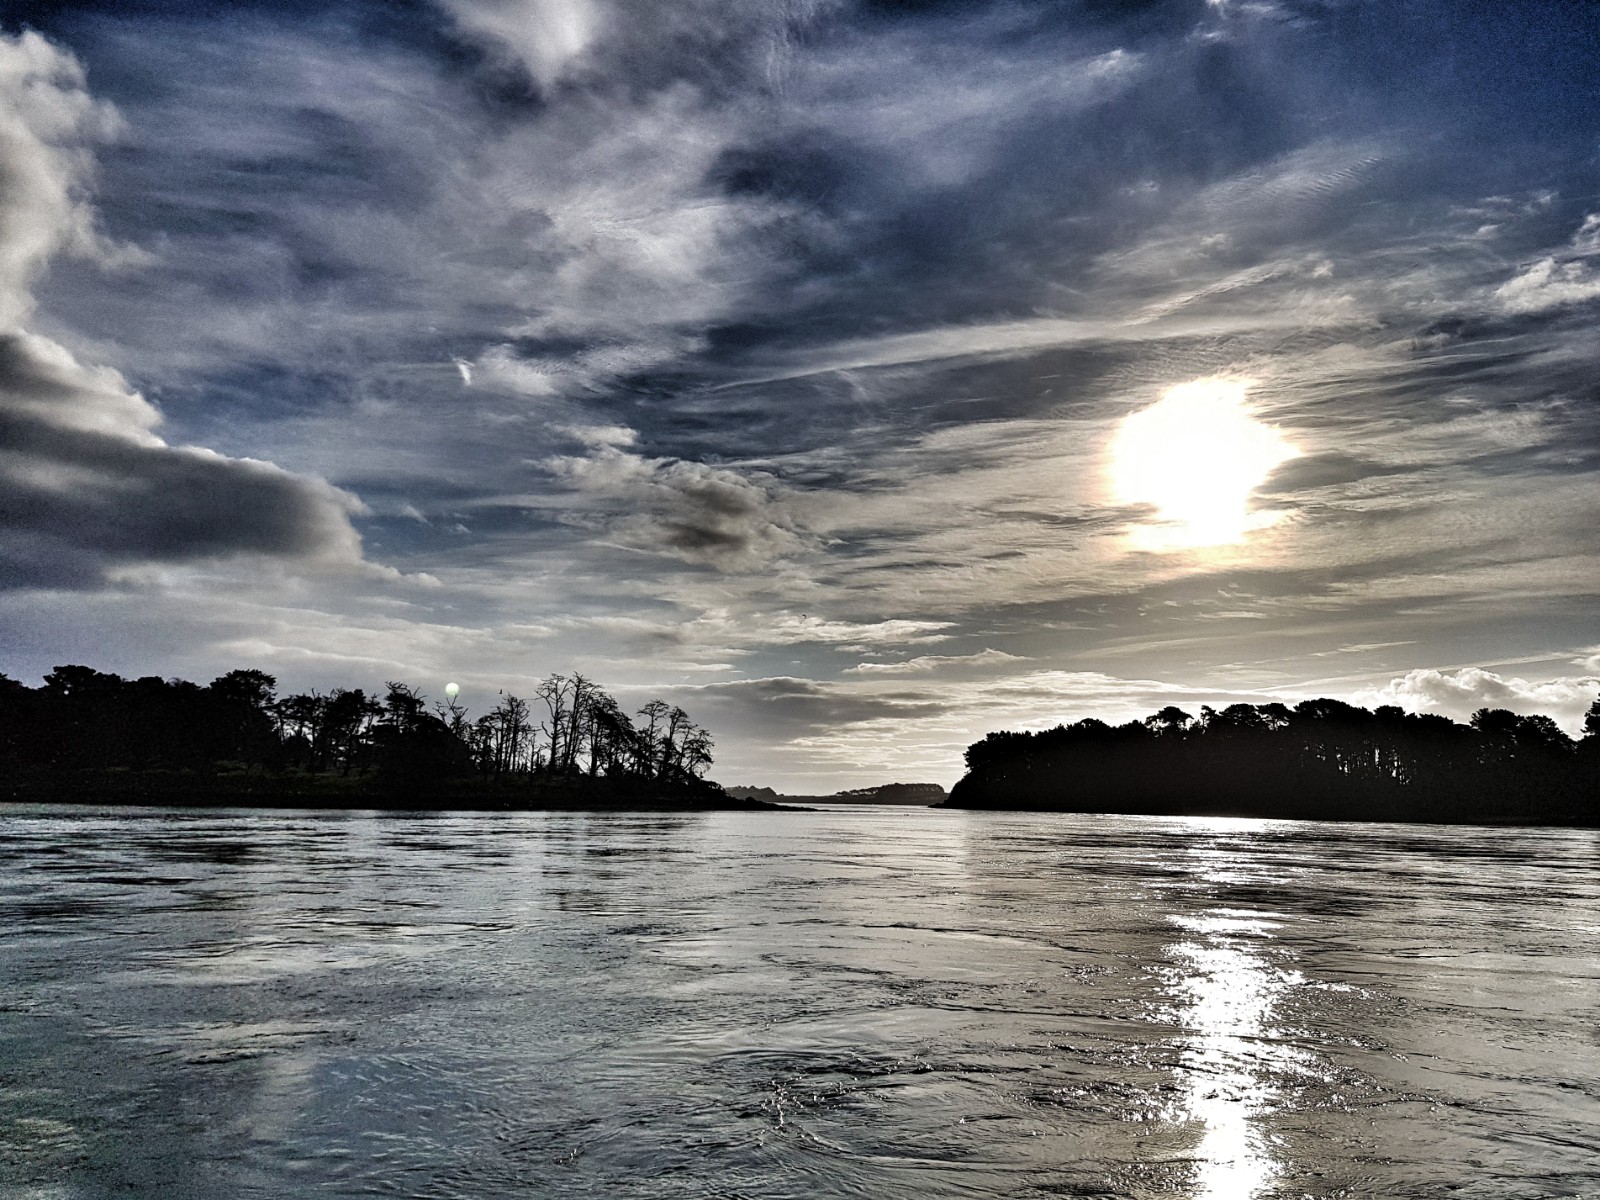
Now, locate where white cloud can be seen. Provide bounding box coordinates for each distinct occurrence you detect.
[1365,667,1600,735]
[1495,257,1600,315]
[450,78,799,396]
[439,0,608,90]
[0,30,126,327]
[546,606,952,658]
[763,612,954,648]
[1494,212,1600,314]
[558,424,637,449]
[845,648,1024,674]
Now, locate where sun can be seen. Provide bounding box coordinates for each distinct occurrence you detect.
[1110,377,1299,550]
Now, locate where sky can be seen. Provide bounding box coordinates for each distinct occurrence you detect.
[1,0,1598,791]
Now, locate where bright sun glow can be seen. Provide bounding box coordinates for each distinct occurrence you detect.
[1111,377,1299,550]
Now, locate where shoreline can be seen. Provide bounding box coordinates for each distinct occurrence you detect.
[936,799,1600,829]
[0,768,780,813]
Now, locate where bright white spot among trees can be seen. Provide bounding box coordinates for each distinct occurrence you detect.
[444,681,460,701]
[1111,378,1299,550]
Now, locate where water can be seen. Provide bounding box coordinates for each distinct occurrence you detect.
[2,804,1598,1199]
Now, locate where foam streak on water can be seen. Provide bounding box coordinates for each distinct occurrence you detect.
[1,805,1597,1199]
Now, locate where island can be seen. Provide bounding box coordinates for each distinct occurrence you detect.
[944,699,1600,826]
[0,664,771,811]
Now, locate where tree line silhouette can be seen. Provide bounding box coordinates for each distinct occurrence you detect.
[947,697,1600,825]
[0,665,723,807]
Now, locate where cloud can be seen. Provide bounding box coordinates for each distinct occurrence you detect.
[1494,258,1600,314]
[1258,452,1406,495]
[0,31,365,590]
[19,12,794,411]
[437,0,607,90]
[1494,213,1600,314]
[541,440,805,568]
[451,68,797,398]
[436,0,839,96]
[469,340,710,398]
[845,648,1024,674]
[0,331,365,589]
[0,29,123,327]
[545,606,952,659]
[558,424,638,449]
[1365,667,1600,735]
[689,674,950,733]
[762,612,953,648]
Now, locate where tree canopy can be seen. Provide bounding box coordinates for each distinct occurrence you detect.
[0,665,717,805]
[949,697,1600,826]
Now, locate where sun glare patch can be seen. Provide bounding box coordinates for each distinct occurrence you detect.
[1111,378,1299,550]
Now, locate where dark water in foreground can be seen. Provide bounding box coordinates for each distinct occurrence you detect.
[2,806,1598,1199]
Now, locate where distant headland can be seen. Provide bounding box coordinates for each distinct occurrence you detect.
[0,664,769,812]
[945,698,1600,826]
[725,782,947,806]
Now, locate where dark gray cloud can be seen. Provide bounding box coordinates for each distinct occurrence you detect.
[1259,453,1409,495]
[0,31,365,590]
[539,431,808,568]
[0,335,361,588]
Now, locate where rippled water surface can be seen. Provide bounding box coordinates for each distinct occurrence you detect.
[3,805,1598,1199]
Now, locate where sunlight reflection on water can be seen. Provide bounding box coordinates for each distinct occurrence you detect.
[1168,911,1302,1198]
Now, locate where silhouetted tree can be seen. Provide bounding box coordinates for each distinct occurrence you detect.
[208,669,280,768]
[1145,706,1192,736]
[476,691,535,775]
[370,683,473,790]
[536,674,575,774]
[320,689,380,774]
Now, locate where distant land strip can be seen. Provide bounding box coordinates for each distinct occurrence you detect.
[724,783,947,806]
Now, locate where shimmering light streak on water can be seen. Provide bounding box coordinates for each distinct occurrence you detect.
[2,804,1599,1199]
[1168,914,1296,1199]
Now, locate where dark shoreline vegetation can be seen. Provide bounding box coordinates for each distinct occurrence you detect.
[0,666,767,811]
[946,698,1600,826]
